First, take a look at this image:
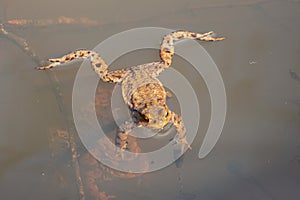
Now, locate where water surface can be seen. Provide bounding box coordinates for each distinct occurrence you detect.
[0,0,300,199]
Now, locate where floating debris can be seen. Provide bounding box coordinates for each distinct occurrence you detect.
[289,69,300,82]
[7,16,101,27]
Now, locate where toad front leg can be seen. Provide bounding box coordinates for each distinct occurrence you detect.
[169,111,192,153]
[115,121,138,151]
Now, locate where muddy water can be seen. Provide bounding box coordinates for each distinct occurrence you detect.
[1,0,300,199]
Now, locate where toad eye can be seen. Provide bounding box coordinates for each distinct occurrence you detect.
[164,112,169,119]
[143,115,149,122]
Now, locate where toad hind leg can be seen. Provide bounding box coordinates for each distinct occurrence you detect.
[170,111,192,153]
[160,30,225,66]
[37,49,128,83]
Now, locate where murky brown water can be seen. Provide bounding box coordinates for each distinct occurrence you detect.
[1,0,300,199]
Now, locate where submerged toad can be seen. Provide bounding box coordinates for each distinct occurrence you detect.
[37,30,224,153]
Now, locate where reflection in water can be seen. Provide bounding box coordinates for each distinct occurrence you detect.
[1,0,300,199]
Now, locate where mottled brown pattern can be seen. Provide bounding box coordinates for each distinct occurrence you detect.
[38,30,224,154]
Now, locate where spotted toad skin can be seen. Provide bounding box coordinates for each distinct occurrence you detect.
[37,30,224,153]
